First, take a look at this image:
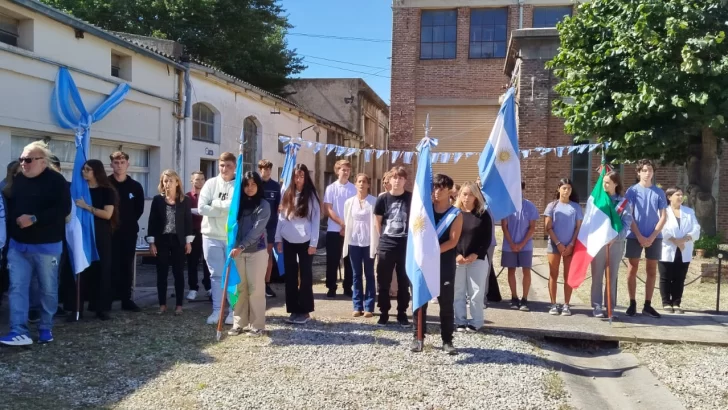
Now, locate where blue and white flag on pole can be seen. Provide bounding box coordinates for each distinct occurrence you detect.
[406,130,441,311]
[51,67,129,274]
[478,87,522,221]
[273,142,301,276]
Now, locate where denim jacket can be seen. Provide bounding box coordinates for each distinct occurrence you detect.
[234,200,271,253]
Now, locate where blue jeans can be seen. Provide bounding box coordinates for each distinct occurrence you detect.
[349,245,375,312]
[7,248,61,335]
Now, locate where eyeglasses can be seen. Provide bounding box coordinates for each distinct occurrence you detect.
[18,157,44,164]
[82,168,93,173]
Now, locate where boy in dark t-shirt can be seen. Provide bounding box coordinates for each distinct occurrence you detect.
[373,166,412,327]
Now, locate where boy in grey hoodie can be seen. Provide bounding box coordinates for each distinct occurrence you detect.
[198,152,237,325]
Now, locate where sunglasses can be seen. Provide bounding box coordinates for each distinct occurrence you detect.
[18,157,44,164]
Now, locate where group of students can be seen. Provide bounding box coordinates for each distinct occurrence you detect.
[0,143,702,349]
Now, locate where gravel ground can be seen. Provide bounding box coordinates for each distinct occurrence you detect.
[624,342,728,410]
[0,307,569,410]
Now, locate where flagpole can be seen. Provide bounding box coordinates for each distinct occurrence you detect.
[605,244,613,324]
[216,262,232,341]
[75,273,81,321]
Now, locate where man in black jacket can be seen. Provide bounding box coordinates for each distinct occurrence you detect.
[108,151,145,312]
[0,141,70,346]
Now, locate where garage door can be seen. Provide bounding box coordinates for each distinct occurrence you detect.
[414,105,499,185]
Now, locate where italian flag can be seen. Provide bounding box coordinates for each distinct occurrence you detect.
[567,159,626,289]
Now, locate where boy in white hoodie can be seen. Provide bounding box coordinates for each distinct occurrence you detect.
[198,152,237,325]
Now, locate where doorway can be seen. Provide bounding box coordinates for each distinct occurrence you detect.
[200,159,216,180]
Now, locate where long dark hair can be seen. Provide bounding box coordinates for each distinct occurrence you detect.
[605,171,622,196]
[553,177,579,204]
[240,171,264,210]
[281,163,319,219]
[84,159,120,231]
[2,160,20,199]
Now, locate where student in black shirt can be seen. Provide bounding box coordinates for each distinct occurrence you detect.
[373,166,412,327]
[258,159,281,297]
[75,159,118,321]
[411,174,462,355]
[108,151,145,312]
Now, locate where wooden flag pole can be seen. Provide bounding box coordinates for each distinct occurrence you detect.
[216,263,232,341]
[605,244,613,324]
[75,272,81,321]
[417,307,424,342]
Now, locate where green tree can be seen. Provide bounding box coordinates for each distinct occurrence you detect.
[41,0,305,94]
[548,0,728,235]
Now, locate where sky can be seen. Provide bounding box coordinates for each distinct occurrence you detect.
[280,0,393,104]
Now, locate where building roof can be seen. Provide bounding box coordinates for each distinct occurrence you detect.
[288,78,390,115]
[10,0,184,69]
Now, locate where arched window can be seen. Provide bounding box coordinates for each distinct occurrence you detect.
[243,116,259,173]
[192,103,215,142]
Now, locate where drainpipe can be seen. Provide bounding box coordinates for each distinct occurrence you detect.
[175,66,185,175]
[182,57,193,188]
[518,0,524,29]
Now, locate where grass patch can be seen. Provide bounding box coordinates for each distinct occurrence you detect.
[542,371,568,401]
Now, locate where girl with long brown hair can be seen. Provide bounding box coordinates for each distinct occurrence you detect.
[147,169,193,315]
[75,159,118,320]
[275,163,321,325]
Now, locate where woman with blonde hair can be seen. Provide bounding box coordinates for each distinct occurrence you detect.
[453,181,493,331]
[147,169,193,315]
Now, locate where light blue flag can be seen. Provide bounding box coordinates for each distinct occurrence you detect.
[478,87,522,221]
[222,139,245,306]
[405,137,441,311]
[273,142,301,276]
[51,67,129,274]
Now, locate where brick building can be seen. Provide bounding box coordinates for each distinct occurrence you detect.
[390,0,728,239]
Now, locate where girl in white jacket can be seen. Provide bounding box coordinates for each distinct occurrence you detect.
[658,187,700,314]
[342,174,379,318]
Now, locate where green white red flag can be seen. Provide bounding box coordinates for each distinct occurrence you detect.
[567,156,625,289]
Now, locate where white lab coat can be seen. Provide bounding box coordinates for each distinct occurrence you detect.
[660,205,701,263]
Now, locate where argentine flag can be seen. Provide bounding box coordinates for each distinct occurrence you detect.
[405,138,441,311]
[51,67,129,274]
[478,87,522,221]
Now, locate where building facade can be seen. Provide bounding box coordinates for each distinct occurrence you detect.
[285,78,389,194]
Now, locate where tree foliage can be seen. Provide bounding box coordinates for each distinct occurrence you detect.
[41,0,305,94]
[548,0,728,164]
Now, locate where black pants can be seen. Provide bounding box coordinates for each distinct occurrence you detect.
[326,232,352,293]
[85,227,113,313]
[187,232,211,291]
[413,264,455,344]
[112,231,137,302]
[658,249,690,306]
[155,234,186,307]
[284,240,314,314]
[376,249,410,317]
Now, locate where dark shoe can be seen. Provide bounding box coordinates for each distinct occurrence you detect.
[326,289,336,298]
[66,313,82,322]
[96,312,111,321]
[519,298,530,312]
[642,303,661,318]
[410,338,423,353]
[510,297,520,309]
[377,314,389,326]
[465,325,478,333]
[442,343,458,355]
[55,306,67,317]
[343,289,353,298]
[397,314,410,327]
[455,325,467,332]
[28,310,41,323]
[265,284,276,298]
[626,301,637,317]
[286,313,299,324]
[38,329,54,344]
[121,300,141,312]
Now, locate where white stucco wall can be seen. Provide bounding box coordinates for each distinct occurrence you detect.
[186,72,328,193]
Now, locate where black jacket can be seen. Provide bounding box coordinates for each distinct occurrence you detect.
[146,194,193,246]
[109,175,145,235]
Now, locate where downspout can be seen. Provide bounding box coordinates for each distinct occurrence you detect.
[518,0,524,28]
[182,57,193,188]
[175,66,184,175]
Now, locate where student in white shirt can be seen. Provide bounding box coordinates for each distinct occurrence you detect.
[323,159,357,298]
[342,173,378,318]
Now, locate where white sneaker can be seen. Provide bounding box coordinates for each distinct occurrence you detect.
[548,304,560,315]
[206,310,220,325]
[594,305,605,318]
[561,304,572,316]
[225,311,234,325]
[430,298,439,304]
[186,290,198,301]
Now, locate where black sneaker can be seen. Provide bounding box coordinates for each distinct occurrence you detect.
[96,312,111,321]
[55,306,67,318]
[121,300,141,312]
[326,289,336,298]
[442,343,457,355]
[510,297,520,309]
[265,284,276,298]
[410,339,423,353]
[343,289,353,298]
[642,303,661,318]
[28,310,41,323]
[626,301,637,317]
[519,298,530,312]
[455,325,467,332]
[465,325,478,333]
[397,314,410,327]
[377,314,389,326]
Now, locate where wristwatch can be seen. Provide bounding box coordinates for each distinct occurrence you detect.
[238,245,245,251]
[29,215,37,224]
